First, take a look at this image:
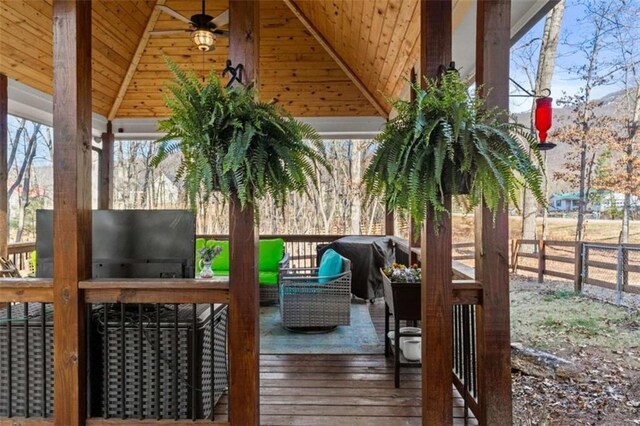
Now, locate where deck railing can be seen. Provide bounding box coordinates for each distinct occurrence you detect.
[393,238,482,421]
[7,242,35,272]
[0,234,370,425]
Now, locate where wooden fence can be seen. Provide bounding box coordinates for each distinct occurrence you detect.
[511,239,640,300]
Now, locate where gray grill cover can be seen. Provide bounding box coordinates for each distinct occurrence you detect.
[318,236,395,300]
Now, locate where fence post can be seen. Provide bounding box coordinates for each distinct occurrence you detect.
[511,240,520,274]
[622,245,629,296]
[616,245,624,306]
[537,240,545,283]
[574,242,584,293]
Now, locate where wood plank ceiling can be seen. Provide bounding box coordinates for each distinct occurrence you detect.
[0,0,470,119]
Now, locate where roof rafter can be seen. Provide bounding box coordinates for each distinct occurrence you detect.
[282,0,389,119]
[107,0,167,121]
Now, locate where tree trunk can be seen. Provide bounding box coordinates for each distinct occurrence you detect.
[349,140,363,235]
[621,85,640,243]
[521,0,565,244]
[576,142,588,241]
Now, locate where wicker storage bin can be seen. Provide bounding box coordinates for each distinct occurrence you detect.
[0,303,54,418]
[89,304,228,420]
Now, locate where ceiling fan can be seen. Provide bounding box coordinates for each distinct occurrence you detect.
[150,0,230,52]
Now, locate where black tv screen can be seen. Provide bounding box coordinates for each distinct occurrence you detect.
[36,210,195,279]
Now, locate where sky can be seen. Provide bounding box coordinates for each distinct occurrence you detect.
[509,0,630,113]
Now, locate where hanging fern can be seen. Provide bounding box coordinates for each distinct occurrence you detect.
[364,71,546,228]
[152,58,330,215]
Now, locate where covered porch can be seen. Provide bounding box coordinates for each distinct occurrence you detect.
[0,0,555,425]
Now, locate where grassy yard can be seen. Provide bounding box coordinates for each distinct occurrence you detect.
[510,276,640,424]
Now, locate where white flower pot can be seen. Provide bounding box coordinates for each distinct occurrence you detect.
[402,339,421,362]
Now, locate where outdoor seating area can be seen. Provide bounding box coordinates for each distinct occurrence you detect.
[0,0,558,424]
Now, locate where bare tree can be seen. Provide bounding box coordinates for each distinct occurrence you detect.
[518,0,566,243]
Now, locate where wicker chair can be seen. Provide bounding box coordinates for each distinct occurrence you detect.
[279,257,352,332]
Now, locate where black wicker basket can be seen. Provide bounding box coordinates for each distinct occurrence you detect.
[0,303,54,418]
[89,304,228,420]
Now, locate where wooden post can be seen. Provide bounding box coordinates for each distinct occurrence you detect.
[99,121,114,209]
[537,239,545,283]
[228,0,260,424]
[420,0,453,424]
[475,0,513,424]
[0,73,7,259]
[384,208,394,236]
[52,0,92,424]
[407,67,421,265]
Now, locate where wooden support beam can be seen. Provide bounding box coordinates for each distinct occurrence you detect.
[228,1,260,425]
[282,0,389,119]
[52,0,92,424]
[107,0,166,120]
[406,68,420,264]
[420,1,453,424]
[0,73,7,258]
[384,208,394,236]
[99,121,114,209]
[420,1,454,424]
[475,1,513,424]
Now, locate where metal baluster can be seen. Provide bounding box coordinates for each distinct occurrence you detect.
[41,303,46,418]
[7,303,12,417]
[191,304,197,419]
[210,303,215,421]
[138,305,143,420]
[463,305,471,422]
[173,304,178,420]
[120,304,126,418]
[24,303,29,417]
[155,304,160,420]
[471,305,477,400]
[104,303,109,418]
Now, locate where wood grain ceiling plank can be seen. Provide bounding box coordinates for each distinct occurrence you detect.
[109,0,166,120]
[283,0,388,117]
[377,0,417,96]
[367,0,403,91]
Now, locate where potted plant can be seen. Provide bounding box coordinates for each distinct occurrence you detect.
[364,71,546,227]
[198,245,223,279]
[152,58,330,212]
[381,263,422,319]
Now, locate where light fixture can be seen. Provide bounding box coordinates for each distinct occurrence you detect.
[192,28,215,52]
[535,97,556,151]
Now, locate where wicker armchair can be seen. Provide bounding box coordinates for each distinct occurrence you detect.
[279,257,352,332]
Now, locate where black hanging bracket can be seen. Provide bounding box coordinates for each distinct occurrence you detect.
[223,60,244,88]
[509,77,551,98]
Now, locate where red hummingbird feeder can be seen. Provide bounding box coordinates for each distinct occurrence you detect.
[535,96,556,150]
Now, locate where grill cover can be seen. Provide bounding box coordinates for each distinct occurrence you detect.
[318,236,395,300]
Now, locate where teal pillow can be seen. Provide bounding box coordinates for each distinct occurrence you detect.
[318,249,344,283]
[259,239,284,272]
[206,240,229,271]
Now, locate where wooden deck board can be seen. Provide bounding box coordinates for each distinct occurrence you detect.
[214,300,477,425]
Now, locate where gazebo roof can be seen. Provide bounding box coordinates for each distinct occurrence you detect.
[0,0,555,138]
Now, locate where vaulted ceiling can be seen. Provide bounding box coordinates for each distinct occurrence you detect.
[0,0,554,122]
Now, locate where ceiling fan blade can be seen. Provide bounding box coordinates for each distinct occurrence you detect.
[156,5,194,25]
[210,9,229,28]
[213,30,229,37]
[149,29,191,36]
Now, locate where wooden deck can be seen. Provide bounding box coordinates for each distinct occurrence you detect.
[215,301,478,425]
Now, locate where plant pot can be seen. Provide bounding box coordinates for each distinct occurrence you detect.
[443,170,471,195]
[403,339,421,362]
[199,261,214,279]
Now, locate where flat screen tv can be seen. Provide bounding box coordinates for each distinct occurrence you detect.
[36,210,195,279]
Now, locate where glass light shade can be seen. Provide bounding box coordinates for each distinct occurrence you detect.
[535,97,553,143]
[192,29,215,52]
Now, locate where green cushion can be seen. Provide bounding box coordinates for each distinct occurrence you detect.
[258,239,284,272]
[206,240,230,271]
[318,249,344,283]
[259,271,279,286]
